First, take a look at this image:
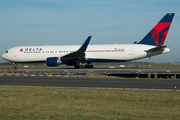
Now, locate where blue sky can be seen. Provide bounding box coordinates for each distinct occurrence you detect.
[0,0,180,63]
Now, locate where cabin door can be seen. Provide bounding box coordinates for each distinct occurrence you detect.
[129,48,133,55]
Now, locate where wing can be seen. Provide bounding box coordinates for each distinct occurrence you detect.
[61,36,92,61]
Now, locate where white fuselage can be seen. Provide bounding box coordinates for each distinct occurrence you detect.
[2,44,170,63]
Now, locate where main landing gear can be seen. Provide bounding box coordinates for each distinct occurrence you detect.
[74,65,82,69]
[74,64,94,69]
[84,64,93,68]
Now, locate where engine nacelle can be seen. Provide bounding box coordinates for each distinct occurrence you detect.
[46,57,62,66]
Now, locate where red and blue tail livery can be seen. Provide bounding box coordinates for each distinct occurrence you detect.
[138,13,175,46]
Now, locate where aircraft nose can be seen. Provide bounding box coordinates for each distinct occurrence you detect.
[1,53,7,60]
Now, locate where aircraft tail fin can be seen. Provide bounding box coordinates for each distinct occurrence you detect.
[137,13,175,46]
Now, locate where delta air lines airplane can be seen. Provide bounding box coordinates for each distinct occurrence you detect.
[2,13,175,69]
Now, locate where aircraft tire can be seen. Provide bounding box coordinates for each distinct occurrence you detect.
[85,65,93,68]
[89,65,93,68]
[13,66,17,69]
[74,65,80,69]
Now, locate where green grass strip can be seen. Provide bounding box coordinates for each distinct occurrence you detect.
[0,86,180,120]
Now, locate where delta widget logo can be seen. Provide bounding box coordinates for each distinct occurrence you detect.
[19,48,23,52]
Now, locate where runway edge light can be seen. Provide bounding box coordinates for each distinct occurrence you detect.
[174,86,176,92]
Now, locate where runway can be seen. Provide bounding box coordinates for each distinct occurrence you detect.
[7,68,180,73]
[0,76,179,90]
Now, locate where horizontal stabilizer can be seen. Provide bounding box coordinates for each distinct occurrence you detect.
[144,45,166,52]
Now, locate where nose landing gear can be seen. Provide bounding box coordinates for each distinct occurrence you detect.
[12,63,17,69]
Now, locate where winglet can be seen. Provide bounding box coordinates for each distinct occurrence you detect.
[79,36,92,51]
[61,36,92,60]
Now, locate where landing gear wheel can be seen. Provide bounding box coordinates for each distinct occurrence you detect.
[89,65,93,68]
[74,65,80,68]
[12,63,17,69]
[85,65,94,68]
[74,65,84,69]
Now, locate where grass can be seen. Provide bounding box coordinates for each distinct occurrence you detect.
[0,86,180,120]
[0,69,9,73]
[83,73,120,78]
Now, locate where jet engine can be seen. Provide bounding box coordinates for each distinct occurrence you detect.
[46,57,62,66]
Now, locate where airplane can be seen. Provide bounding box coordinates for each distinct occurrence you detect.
[1,13,175,69]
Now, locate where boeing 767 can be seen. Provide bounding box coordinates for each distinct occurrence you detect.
[2,13,175,69]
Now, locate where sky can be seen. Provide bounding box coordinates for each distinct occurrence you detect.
[0,0,180,63]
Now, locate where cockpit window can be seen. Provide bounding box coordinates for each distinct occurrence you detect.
[5,51,8,53]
